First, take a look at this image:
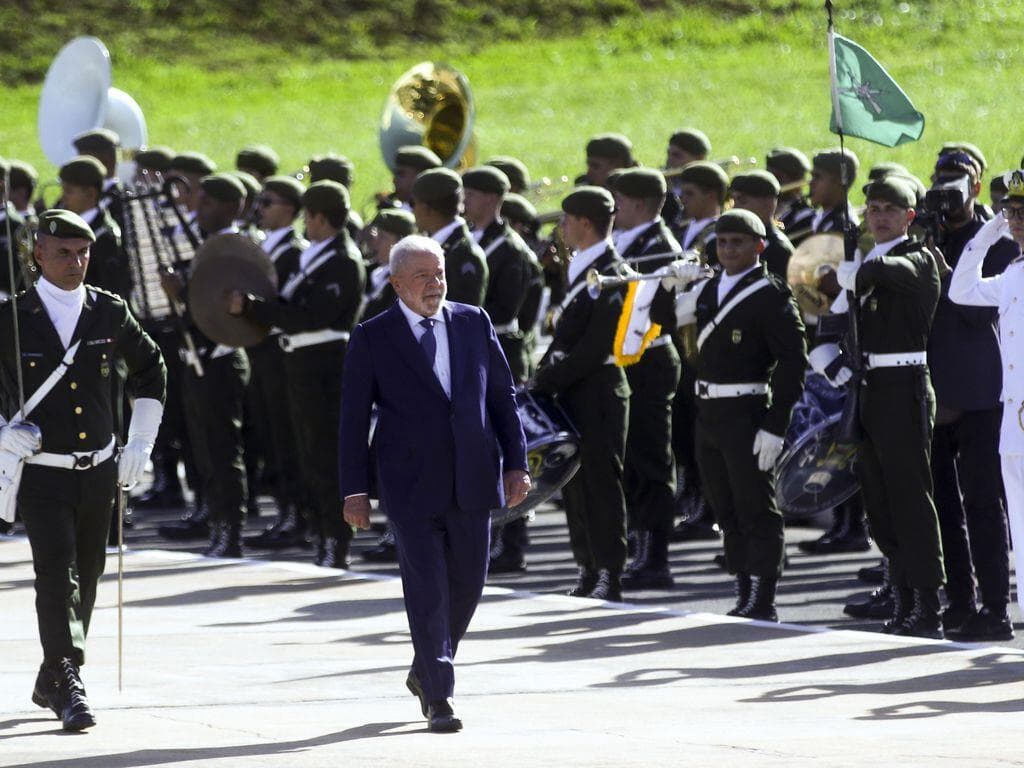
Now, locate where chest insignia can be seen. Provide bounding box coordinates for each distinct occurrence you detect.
[100,361,110,378]
[461,262,477,275]
[869,298,878,312]
[731,329,742,344]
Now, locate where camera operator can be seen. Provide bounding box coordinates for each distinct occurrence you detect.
[921,151,1018,641]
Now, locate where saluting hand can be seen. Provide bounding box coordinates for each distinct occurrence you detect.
[503,470,532,508]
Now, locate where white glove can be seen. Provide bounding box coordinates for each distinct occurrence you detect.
[752,429,785,472]
[830,367,853,387]
[0,423,41,459]
[659,260,707,291]
[836,261,860,292]
[118,398,164,489]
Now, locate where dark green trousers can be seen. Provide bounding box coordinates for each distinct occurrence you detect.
[498,333,529,385]
[624,341,681,533]
[19,459,117,665]
[559,365,630,572]
[695,397,784,578]
[857,368,944,589]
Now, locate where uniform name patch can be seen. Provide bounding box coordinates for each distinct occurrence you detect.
[87,338,114,346]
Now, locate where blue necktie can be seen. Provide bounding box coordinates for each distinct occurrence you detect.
[419,318,436,368]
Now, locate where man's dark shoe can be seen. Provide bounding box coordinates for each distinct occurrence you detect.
[941,602,976,632]
[55,658,96,732]
[857,560,887,584]
[567,567,598,597]
[31,663,60,718]
[844,585,894,619]
[427,699,463,733]
[362,526,398,563]
[158,504,210,541]
[406,671,428,717]
[489,549,526,574]
[947,606,1015,642]
[586,569,622,602]
[319,536,350,569]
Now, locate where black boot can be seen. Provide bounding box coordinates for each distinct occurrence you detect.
[733,575,778,622]
[54,657,96,732]
[797,501,871,554]
[31,662,61,718]
[587,568,622,602]
[671,496,720,541]
[881,585,914,634]
[621,530,674,590]
[361,524,398,563]
[567,567,598,597]
[158,502,210,541]
[845,560,894,619]
[205,523,243,558]
[894,588,944,639]
[132,451,185,509]
[726,573,752,616]
[857,558,887,584]
[246,505,308,549]
[319,536,350,569]
[622,530,650,577]
[947,605,1015,642]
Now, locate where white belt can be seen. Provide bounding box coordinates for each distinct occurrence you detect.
[695,380,769,399]
[648,335,673,349]
[865,351,927,370]
[181,344,235,366]
[493,319,520,335]
[279,328,350,352]
[26,436,117,471]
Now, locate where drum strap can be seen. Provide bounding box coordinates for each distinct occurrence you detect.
[696,279,771,353]
[483,235,507,257]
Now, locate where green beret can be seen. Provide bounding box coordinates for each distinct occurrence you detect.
[170,152,217,176]
[308,154,355,187]
[729,170,780,199]
[412,167,462,203]
[715,208,766,238]
[231,170,261,199]
[302,180,350,215]
[370,208,417,238]
[59,156,106,191]
[863,176,916,209]
[486,156,530,191]
[586,133,634,164]
[669,128,711,156]
[887,172,927,205]
[501,193,538,225]
[395,145,442,172]
[613,168,667,199]
[200,173,246,203]
[262,175,305,209]
[72,128,119,153]
[462,166,510,195]
[765,147,811,178]
[812,148,860,183]
[134,146,175,172]
[941,142,987,174]
[868,162,909,182]
[236,145,279,177]
[8,161,38,189]
[37,209,96,242]
[678,161,729,194]
[562,185,615,221]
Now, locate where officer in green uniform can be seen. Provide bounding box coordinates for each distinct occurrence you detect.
[672,209,807,620]
[232,180,366,568]
[384,145,442,211]
[363,208,416,321]
[532,186,630,601]
[308,153,363,240]
[823,176,944,638]
[609,168,683,590]
[0,210,165,730]
[72,129,124,236]
[236,144,279,183]
[411,168,488,306]
[728,170,795,280]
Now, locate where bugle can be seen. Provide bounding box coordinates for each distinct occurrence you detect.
[585,262,714,297]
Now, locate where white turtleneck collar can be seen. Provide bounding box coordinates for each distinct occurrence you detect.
[567,238,613,286]
[36,276,86,349]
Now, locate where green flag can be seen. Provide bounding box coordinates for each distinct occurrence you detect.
[828,32,925,147]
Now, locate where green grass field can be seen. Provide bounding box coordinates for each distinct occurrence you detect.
[2,1,1022,219]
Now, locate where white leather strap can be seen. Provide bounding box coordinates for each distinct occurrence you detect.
[695,380,769,399]
[279,328,350,352]
[865,351,927,369]
[25,435,116,470]
[696,278,771,352]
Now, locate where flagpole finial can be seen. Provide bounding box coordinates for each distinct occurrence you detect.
[825,0,835,26]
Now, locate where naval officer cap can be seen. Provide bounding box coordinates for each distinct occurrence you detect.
[308,154,355,187]
[812,148,860,182]
[501,193,538,225]
[586,133,634,164]
[370,208,417,238]
[561,185,615,221]
[38,209,96,242]
[486,156,530,191]
[462,166,511,195]
[715,208,766,239]
[134,146,175,173]
[262,175,305,209]
[302,180,350,214]
[72,128,120,154]
[729,170,780,199]
[613,168,667,199]
[59,156,106,191]
[863,176,917,209]
[236,145,279,177]
[766,147,811,178]
[200,173,247,203]
[170,151,217,176]
[1003,170,1024,201]
[669,128,711,157]
[412,167,462,203]
[395,145,443,172]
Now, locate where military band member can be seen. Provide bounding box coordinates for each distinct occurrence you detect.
[669,209,807,620]
[0,210,166,730]
[167,151,217,238]
[0,157,26,300]
[159,173,251,557]
[486,156,531,195]
[384,145,443,212]
[728,170,794,280]
[500,193,546,373]
[133,145,175,179]
[583,133,637,187]
[822,176,943,637]
[308,153,363,240]
[674,161,727,257]
[949,171,1024,636]
[9,160,38,217]
[411,168,488,306]
[230,170,263,240]
[766,147,814,247]
[236,144,279,183]
[664,128,711,216]
[362,208,417,321]
[532,187,630,600]
[231,180,366,568]
[72,129,124,234]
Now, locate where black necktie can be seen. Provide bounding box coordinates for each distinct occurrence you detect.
[419,318,436,368]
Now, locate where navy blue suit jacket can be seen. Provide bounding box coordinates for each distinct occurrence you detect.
[339,300,528,518]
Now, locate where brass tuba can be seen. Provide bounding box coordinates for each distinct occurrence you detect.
[379,62,477,172]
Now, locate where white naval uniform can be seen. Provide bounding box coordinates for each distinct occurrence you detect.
[948,215,1024,609]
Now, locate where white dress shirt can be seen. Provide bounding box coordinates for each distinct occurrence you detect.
[36,276,86,349]
[567,238,613,286]
[298,236,332,272]
[716,263,761,304]
[430,218,464,246]
[613,217,659,255]
[262,226,292,256]
[398,298,452,398]
[682,217,715,250]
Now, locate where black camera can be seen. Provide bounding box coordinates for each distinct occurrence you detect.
[924,175,970,214]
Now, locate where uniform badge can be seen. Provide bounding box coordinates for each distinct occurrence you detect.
[49,221,57,234]
[100,361,110,378]
[869,298,878,312]
[731,329,742,344]
[462,263,476,275]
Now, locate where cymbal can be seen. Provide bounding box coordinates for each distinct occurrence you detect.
[188,233,277,347]
[787,233,844,288]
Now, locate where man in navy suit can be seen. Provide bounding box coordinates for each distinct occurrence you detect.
[339,235,530,733]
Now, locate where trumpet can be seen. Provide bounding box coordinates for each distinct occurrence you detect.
[586,261,714,297]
